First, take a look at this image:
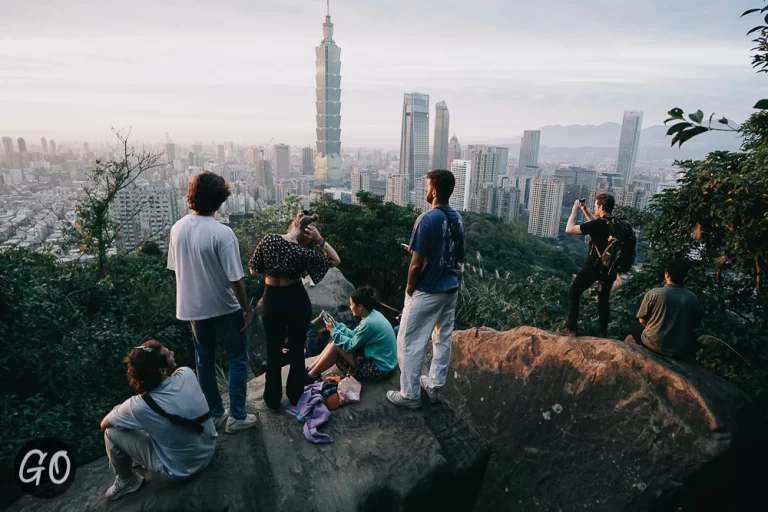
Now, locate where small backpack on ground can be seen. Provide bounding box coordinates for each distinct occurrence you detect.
[594,216,636,274]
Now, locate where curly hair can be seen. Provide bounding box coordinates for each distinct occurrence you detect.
[187,171,231,215]
[124,340,168,393]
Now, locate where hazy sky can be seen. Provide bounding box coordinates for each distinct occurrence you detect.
[0,0,764,148]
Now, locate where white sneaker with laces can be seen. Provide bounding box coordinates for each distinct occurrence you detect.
[212,412,230,431]
[106,474,144,501]
[226,413,258,434]
[420,375,440,404]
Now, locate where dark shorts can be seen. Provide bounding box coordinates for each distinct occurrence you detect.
[336,357,390,381]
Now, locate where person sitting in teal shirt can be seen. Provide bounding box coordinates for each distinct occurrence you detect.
[306,287,397,381]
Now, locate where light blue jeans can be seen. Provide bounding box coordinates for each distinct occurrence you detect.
[190,309,248,419]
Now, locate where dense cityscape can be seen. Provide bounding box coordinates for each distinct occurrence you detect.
[0,7,700,261]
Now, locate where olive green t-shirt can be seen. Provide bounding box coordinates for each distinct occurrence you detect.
[637,284,702,356]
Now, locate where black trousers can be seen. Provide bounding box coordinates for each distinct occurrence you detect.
[566,264,616,332]
[260,282,312,410]
[630,319,645,345]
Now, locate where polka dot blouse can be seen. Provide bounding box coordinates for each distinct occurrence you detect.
[249,234,331,284]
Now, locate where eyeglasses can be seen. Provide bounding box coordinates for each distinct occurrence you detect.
[134,346,155,353]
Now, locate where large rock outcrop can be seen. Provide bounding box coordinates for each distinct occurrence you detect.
[440,326,756,512]
[9,366,489,512]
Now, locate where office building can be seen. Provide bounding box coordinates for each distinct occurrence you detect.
[324,187,353,204]
[2,137,13,166]
[385,173,409,207]
[166,143,176,163]
[274,143,290,177]
[412,176,430,212]
[528,178,564,238]
[111,185,180,252]
[217,145,225,165]
[450,159,471,211]
[369,178,386,198]
[468,146,499,213]
[302,146,315,175]
[49,140,57,156]
[40,138,48,155]
[448,134,461,169]
[616,111,644,185]
[315,5,343,185]
[399,92,430,189]
[495,147,509,176]
[617,184,649,211]
[17,138,28,168]
[351,168,371,204]
[518,130,541,176]
[496,186,521,222]
[432,101,450,170]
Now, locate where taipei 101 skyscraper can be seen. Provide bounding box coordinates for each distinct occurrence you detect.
[314,1,343,185]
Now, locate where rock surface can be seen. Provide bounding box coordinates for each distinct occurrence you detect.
[440,326,756,512]
[9,365,489,512]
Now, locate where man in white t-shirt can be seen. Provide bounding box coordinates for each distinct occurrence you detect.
[167,171,256,433]
[100,341,216,500]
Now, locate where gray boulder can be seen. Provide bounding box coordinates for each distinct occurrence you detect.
[440,326,756,512]
[9,365,490,512]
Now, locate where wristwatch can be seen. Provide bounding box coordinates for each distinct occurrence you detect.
[317,238,326,248]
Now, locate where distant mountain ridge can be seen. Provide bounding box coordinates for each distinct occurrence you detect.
[483,122,743,162]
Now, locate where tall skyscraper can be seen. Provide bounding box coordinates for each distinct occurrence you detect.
[351,168,371,204]
[17,138,28,168]
[496,186,521,222]
[494,147,509,176]
[274,143,290,177]
[399,92,430,190]
[2,137,13,165]
[302,146,315,175]
[432,101,450,170]
[166,143,176,163]
[40,138,48,155]
[17,138,27,154]
[616,111,644,185]
[468,146,499,213]
[385,173,409,207]
[528,178,564,238]
[111,185,180,251]
[217,145,225,166]
[315,4,343,185]
[450,159,471,211]
[518,130,541,175]
[49,139,57,155]
[448,134,461,169]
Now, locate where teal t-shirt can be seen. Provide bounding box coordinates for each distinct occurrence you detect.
[331,309,397,372]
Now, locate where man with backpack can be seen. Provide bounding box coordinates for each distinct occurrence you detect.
[563,192,636,337]
[100,341,216,501]
[386,169,465,409]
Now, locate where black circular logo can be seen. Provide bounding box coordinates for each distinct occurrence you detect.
[14,438,76,499]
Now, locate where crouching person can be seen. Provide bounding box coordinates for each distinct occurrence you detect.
[100,341,216,501]
[306,287,397,382]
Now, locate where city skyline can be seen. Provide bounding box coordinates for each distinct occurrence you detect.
[0,1,763,146]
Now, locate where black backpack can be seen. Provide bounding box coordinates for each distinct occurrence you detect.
[594,216,636,274]
[141,393,211,434]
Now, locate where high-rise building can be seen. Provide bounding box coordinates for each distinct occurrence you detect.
[193,143,202,154]
[450,159,471,211]
[571,166,597,191]
[40,138,48,155]
[385,173,409,207]
[518,130,541,175]
[494,147,509,176]
[254,157,266,188]
[315,5,343,185]
[166,143,176,163]
[274,143,290,177]
[528,178,564,238]
[217,145,226,165]
[432,101,449,170]
[17,138,28,167]
[2,137,13,166]
[468,146,499,213]
[617,183,649,211]
[17,138,27,154]
[412,176,430,213]
[399,92,430,190]
[49,140,57,155]
[616,111,644,185]
[82,142,89,154]
[111,185,180,252]
[302,146,315,175]
[448,134,461,170]
[369,178,386,198]
[189,152,196,167]
[351,168,371,204]
[496,186,521,222]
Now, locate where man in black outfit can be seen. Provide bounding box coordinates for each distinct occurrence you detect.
[563,192,617,337]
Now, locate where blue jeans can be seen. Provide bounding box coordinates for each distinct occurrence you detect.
[190,309,248,420]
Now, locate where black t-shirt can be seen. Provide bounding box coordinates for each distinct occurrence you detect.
[580,217,610,264]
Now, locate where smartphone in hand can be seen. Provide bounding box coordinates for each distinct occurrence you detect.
[400,243,410,251]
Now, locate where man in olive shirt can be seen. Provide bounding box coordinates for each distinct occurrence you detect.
[630,258,702,359]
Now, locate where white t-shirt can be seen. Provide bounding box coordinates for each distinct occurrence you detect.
[167,214,244,321]
[108,367,216,480]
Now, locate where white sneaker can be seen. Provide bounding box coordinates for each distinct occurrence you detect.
[420,375,440,404]
[226,413,258,434]
[106,474,144,501]
[212,412,230,431]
